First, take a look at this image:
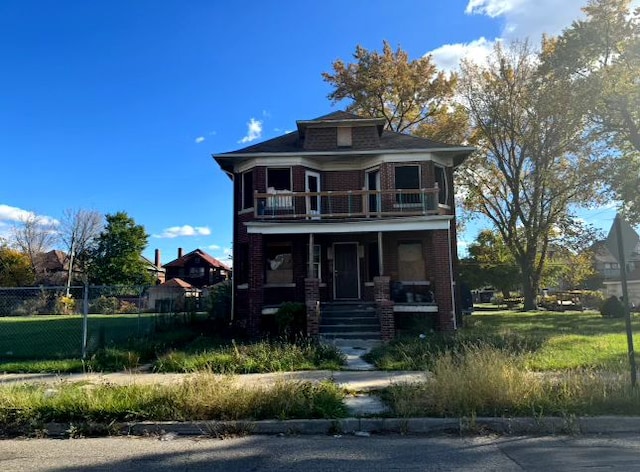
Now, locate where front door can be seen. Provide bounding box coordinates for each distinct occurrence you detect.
[334,242,360,299]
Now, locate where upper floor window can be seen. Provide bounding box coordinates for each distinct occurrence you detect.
[434,165,448,205]
[395,165,420,204]
[241,170,254,210]
[267,168,291,191]
[337,127,352,147]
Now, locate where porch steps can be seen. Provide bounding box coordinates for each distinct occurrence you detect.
[319,302,381,341]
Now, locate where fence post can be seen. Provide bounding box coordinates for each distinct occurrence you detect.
[82,283,89,360]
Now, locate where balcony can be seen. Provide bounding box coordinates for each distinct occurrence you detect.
[254,187,440,220]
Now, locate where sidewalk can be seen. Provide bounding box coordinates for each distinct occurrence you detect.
[0,369,428,391]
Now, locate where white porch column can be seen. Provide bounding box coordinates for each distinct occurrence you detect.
[308,233,315,278]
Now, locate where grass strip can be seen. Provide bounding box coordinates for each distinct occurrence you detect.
[383,345,640,417]
[0,375,347,436]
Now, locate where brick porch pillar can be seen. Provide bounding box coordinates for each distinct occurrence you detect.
[432,230,455,331]
[305,278,320,337]
[374,276,395,341]
[247,233,264,337]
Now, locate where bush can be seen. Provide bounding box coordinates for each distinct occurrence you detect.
[600,295,624,318]
[118,300,138,314]
[54,295,76,315]
[207,282,231,321]
[90,296,120,315]
[275,302,306,338]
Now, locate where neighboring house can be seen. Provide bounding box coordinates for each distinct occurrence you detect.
[214,111,474,339]
[162,248,230,289]
[142,249,166,285]
[597,216,640,306]
[34,250,71,285]
[147,277,201,312]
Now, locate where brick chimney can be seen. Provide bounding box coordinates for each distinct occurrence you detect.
[154,249,161,268]
[178,247,183,258]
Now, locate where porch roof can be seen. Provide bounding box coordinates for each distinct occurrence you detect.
[244,215,453,234]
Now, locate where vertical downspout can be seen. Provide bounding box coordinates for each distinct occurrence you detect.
[223,169,235,323]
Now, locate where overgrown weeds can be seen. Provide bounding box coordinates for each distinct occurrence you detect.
[154,338,345,373]
[383,345,640,418]
[0,375,347,437]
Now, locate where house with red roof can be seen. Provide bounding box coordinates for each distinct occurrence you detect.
[214,111,474,340]
[162,248,230,289]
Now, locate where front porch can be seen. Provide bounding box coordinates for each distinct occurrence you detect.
[237,222,458,339]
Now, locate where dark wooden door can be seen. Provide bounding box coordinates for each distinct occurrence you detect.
[334,243,359,299]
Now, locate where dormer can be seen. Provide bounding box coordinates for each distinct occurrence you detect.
[296,111,385,151]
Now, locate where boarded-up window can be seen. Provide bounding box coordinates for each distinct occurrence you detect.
[241,171,253,210]
[266,242,293,284]
[337,127,352,147]
[398,242,425,281]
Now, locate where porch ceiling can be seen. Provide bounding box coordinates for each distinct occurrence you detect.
[245,215,453,234]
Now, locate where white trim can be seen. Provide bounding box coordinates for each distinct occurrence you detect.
[305,170,321,218]
[246,215,453,235]
[333,242,361,300]
[238,207,254,215]
[434,164,449,205]
[232,152,465,174]
[394,304,439,313]
[216,146,474,160]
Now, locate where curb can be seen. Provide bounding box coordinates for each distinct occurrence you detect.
[41,416,640,438]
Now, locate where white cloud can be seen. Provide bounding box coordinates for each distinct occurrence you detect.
[238,118,263,144]
[194,136,205,144]
[429,37,496,72]
[153,225,212,239]
[428,0,593,73]
[207,244,221,250]
[0,204,59,227]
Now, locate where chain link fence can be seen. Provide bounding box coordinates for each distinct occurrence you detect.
[0,285,212,363]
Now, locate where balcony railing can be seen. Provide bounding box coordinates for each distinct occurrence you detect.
[254,187,440,220]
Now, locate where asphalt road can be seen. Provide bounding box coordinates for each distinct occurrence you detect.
[2,434,640,471]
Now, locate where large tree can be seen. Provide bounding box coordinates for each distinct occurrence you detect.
[59,208,103,292]
[322,41,471,143]
[88,212,152,286]
[542,0,640,222]
[10,214,57,277]
[458,41,603,310]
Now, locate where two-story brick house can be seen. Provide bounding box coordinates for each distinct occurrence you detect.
[214,111,474,339]
[162,248,230,289]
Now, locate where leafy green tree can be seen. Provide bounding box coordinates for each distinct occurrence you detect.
[322,41,472,143]
[542,0,640,222]
[459,230,520,298]
[88,212,152,286]
[0,244,34,286]
[458,41,603,310]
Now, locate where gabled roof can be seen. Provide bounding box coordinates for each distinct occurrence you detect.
[36,250,68,271]
[160,277,195,289]
[163,248,231,271]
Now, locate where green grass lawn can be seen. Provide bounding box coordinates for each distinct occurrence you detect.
[368,310,640,372]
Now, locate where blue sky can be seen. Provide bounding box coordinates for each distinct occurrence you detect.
[0,0,631,264]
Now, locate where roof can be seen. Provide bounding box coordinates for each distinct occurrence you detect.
[160,278,196,289]
[163,248,231,271]
[213,111,474,168]
[36,250,68,271]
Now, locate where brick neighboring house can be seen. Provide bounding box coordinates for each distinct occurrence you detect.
[214,111,474,339]
[162,248,231,289]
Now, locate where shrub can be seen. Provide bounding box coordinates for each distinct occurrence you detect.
[207,282,231,321]
[275,302,306,338]
[54,295,76,315]
[118,300,138,314]
[600,295,624,318]
[90,296,119,314]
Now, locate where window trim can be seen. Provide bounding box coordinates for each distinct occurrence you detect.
[434,165,449,206]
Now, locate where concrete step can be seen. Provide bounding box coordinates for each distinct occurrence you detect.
[320,324,380,334]
[319,332,381,340]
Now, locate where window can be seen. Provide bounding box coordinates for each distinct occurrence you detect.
[306,244,321,279]
[398,242,425,281]
[267,168,291,191]
[241,171,253,210]
[337,127,352,147]
[189,267,205,278]
[237,243,249,284]
[395,165,420,204]
[266,242,293,284]
[434,165,448,205]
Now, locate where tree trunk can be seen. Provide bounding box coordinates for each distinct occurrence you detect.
[521,265,539,311]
